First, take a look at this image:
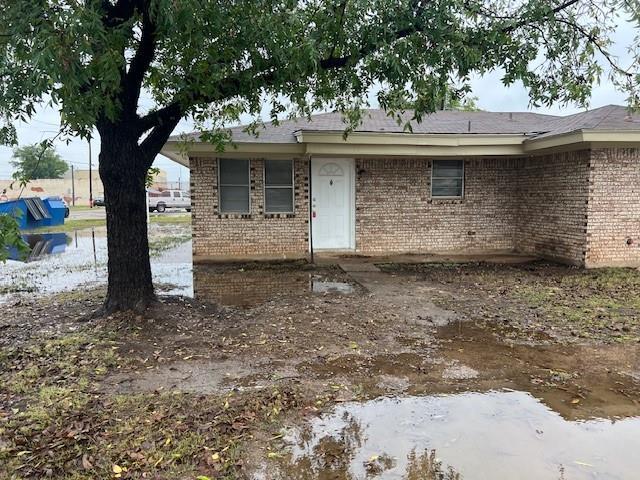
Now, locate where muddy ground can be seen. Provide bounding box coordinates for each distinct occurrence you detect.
[1,260,639,479]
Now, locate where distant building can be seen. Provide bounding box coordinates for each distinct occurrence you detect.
[0,168,169,204]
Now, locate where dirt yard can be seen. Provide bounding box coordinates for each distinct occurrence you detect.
[1,260,639,479]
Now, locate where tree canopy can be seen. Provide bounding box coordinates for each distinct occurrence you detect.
[11,144,69,180]
[1,0,638,149]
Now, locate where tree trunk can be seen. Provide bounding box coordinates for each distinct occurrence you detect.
[98,130,155,313]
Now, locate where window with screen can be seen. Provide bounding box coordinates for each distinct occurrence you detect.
[431,160,464,198]
[264,160,294,213]
[219,159,250,213]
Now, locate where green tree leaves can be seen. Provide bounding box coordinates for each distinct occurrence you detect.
[0,214,28,263]
[0,0,637,148]
[11,144,69,180]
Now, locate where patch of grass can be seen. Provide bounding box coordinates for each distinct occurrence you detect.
[512,285,558,306]
[151,214,191,224]
[0,282,36,294]
[149,233,192,256]
[27,218,106,232]
[393,262,640,342]
[524,269,640,338]
[29,214,190,233]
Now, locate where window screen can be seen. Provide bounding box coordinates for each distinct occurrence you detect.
[264,160,293,213]
[219,159,250,213]
[431,160,464,198]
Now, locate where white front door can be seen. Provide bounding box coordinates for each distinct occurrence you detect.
[311,158,354,250]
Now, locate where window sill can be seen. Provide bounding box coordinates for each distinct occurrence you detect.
[428,197,465,204]
[217,213,252,219]
[264,212,296,218]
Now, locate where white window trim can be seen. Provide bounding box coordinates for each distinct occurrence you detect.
[430,159,465,199]
[263,159,295,214]
[218,158,251,214]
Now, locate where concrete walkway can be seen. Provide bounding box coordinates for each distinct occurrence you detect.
[315,251,538,271]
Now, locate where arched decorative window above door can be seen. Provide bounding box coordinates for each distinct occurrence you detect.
[318,162,344,176]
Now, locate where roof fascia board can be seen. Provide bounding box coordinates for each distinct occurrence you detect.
[164,142,524,159]
[523,131,585,152]
[162,141,305,160]
[303,143,525,157]
[295,131,527,146]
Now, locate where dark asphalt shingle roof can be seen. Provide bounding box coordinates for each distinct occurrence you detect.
[533,104,640,138]
[171,105,640,144]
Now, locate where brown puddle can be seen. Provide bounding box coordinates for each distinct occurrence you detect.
[193,265,357,307]
[435,321,640,421]
[272,390,640,480]
[263,322,640,479]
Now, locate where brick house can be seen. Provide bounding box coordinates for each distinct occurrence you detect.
[162,105,640,268]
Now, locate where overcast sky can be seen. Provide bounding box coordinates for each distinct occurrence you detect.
[0,17,635,181]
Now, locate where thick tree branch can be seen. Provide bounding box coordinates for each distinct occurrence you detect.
[136,66,276,134]
[101,0,141,28]
[138,102,182,164]
[121,2,157,115]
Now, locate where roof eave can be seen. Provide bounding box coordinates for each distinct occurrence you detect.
[162,128,640,163]
[161,140,306,162]
[524,129,640,152]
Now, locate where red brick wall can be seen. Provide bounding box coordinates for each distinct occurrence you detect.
[586,148,640,267]
[354,158,519,253]
[515,151,591,265]
[190,157,309,259]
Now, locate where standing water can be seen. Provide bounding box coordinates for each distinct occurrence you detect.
[276,390,640,479]
[0,225,193,303]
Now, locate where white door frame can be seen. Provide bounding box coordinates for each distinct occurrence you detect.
[309,157,356,251]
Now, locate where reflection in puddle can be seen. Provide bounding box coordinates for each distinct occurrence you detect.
[194,266,356,307]
[278,390,640,480]
[8,232,70,261]
[312,280,355,295]
[0,226,193,302]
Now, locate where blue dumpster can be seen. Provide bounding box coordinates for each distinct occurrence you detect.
[0,197,65,229]
[42,197,67,227]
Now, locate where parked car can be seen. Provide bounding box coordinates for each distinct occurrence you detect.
[93,196,105,207]
[148,189,191,213]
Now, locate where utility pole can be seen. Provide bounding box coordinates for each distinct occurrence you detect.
[71,165,75,206]
[88,139,93,208]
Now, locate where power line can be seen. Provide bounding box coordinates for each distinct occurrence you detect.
[29,118,61,127]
